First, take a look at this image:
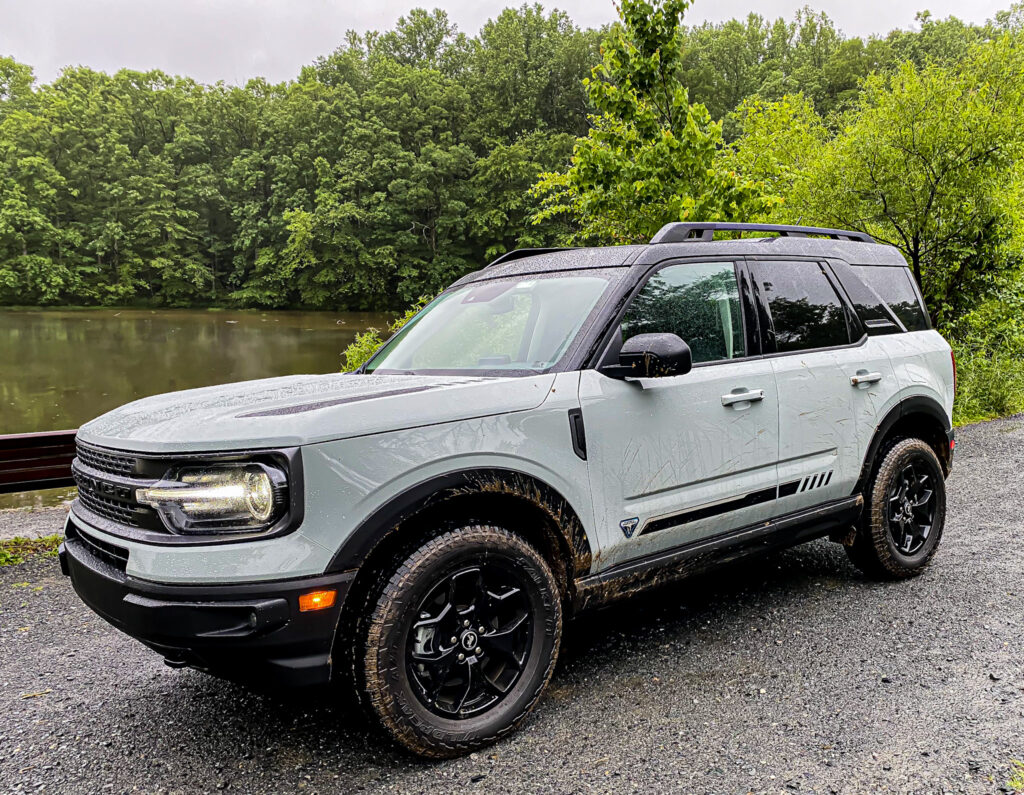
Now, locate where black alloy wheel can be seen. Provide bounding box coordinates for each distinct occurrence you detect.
[845,436,947,580]
[407,563,533,718]
[360,525,562,758]
[886,457,937,555]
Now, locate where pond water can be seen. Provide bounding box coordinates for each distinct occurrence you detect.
[1,308,387,509]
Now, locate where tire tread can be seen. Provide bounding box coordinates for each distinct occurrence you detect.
[361,525,562,759]
[845,436,946,580]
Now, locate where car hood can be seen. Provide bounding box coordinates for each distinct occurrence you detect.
[77,373,558,453]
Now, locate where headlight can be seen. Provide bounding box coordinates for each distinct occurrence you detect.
[137,462,287,534]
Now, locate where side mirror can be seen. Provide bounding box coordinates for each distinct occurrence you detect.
[602,333,693,379]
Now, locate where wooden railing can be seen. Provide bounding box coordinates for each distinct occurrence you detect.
[0,430,77,494]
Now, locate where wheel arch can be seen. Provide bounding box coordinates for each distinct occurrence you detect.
[854,395,954,494]
[327,467,594,602]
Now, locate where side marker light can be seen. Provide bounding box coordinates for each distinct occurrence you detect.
[299,590,337,612]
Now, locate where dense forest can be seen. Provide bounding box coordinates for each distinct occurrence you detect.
[3,1,1024,421]
[0,3,1016,310]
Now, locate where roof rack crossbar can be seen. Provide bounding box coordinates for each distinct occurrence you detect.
[649,222,874,245]
[485,247,578,267]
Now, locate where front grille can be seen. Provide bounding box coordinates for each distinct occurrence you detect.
[72,442,163,532]
[76,485,143,527]
[75,442,135,477]
[66,522,129,572]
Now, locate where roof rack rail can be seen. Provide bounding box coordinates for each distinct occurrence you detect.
[485,247,578,267]
[649,222,874,245]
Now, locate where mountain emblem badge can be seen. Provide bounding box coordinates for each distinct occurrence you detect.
[619,517,640,539]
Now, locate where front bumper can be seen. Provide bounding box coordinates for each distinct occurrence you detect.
[59,522,355,687]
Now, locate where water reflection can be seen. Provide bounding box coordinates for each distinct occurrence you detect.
[1,308,387,508]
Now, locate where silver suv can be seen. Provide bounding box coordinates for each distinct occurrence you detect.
[59,222,955,758]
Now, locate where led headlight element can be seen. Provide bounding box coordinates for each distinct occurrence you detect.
[137,463,286,534]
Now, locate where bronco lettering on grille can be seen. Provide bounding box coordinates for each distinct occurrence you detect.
[74,472,133,502]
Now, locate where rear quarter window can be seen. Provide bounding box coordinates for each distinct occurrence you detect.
[851,266,930,331]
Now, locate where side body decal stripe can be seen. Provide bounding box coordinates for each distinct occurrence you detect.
[638,472,833,537]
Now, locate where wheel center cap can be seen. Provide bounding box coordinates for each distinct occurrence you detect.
[460,630,478,651]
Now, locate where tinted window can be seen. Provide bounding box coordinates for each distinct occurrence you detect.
[622,262,745,363]
[851,266,929,331]
[755,261,850,352]
[827,260,898,334]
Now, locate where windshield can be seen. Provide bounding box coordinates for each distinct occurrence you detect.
[365,271,618,375]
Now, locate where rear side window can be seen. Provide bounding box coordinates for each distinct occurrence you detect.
[753,261,851,353]
[851,266,929,331]
[622,261,745,363]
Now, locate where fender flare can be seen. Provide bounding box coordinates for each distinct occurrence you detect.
[325,467,594,579]
[853,395,953,493]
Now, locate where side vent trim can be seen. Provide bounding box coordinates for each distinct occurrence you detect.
[568,409,587,461]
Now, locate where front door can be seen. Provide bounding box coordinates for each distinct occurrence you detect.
[579,260,780,570]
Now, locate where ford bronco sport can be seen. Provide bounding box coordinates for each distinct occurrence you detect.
[59,222,955,758]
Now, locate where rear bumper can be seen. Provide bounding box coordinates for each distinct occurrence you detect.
[59,522,355,687]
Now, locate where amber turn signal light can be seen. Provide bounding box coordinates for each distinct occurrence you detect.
[298,589,337,612]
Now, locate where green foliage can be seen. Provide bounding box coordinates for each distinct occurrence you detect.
[775,38,1024,327]
[531,0,774,244]
[723,94,826,199]
[1009,759,1024,794]
[946,277,1024,425]
[0,6,596,310]
[728,32,1024,423]
[341,295,432,371]
[677,7,1016,136]
[3,5,1022,312]
[0,534,62,566]
[5,3,1024,429]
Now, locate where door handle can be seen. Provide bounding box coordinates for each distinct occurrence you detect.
[850,371,882,386]
[722,389,765,407]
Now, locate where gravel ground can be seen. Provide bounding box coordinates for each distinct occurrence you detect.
[2,416,1023,794]
[0,506,68,542]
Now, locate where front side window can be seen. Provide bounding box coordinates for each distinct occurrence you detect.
[365,271,617,375]
[621,261,745,364]
[755,261,850,352]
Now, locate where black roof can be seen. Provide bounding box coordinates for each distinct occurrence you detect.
[633,235,907,266]
[467,243,903,286]
[452,245,644,285]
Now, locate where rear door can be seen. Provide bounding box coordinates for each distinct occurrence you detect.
[579,259,780,570]
[827,260,908,473]
[748,259,873,512]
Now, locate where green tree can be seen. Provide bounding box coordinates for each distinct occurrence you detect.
[0,57,35,108]
[531,0,773,244]
[724,93,826,199]
[778,37,1024,325]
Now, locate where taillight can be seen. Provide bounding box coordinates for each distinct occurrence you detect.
[951,349,957,393]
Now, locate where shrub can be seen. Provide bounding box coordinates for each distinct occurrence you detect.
[341,296,432,372]
[946,282,1024,425]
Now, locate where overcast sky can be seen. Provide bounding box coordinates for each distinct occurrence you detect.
[0,0,1009,85]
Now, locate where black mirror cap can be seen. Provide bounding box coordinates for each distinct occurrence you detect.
[605,333,693,379]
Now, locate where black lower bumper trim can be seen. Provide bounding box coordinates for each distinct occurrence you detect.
[59,530,355,688]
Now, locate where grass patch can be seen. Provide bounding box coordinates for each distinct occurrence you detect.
[0,535,62,566]
[1009,760,1024,793]
[951,339,1024,426]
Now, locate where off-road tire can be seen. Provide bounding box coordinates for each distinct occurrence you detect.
[845,437,946,579]
[359,525,562,758]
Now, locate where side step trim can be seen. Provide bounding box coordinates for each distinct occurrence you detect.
[574,495,863,611]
